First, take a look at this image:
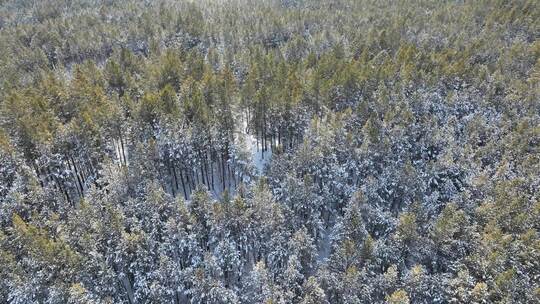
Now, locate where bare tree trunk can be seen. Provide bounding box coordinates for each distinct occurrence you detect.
[119,128,127,165]
[69,156,84,195]
[193,169,199,186]
[119,275,135,304]
[66,160,83,198]
[179,168,188,200]
[204,154,210,191]
[169,160,177,197]
[200,163,206,187]
[188,170,195,191]
[210,156,215,191]
[171,160,179,190]
[221,153,226,191]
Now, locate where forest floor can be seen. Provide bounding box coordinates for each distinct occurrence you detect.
[235,111,272,177]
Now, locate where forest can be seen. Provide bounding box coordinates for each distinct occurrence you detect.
[0,0,539,303]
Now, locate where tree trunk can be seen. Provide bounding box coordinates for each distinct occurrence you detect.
[119,129,127,165]
[66,159,83,198]
[221,153,226,191]
[179,168,188,200]
[68,156,84,195]
[209,156,215,191]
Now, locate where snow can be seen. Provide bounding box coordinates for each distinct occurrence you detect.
[317,226,332,263]
[235,111,271,177]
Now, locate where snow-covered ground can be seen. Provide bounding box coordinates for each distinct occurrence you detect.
[235,111,271,177]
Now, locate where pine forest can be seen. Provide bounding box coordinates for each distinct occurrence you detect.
[0,0,539,303]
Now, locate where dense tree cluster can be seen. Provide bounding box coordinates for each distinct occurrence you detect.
[0,0,539,303]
